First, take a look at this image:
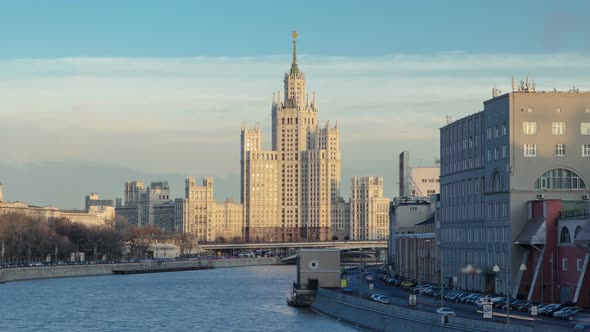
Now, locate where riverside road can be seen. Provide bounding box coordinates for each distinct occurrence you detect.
[343,268,572,331]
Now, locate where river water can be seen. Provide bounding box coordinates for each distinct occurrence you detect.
[0,265,356,332]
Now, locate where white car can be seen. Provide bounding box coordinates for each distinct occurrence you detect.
[436,307,456,317]
[370,294,382,301]
[376,296,390,304]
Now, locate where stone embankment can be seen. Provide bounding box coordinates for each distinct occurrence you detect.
[310,288,533,332]
[0,257,280,284]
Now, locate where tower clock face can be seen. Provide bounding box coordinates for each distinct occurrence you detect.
[308,259,319,270]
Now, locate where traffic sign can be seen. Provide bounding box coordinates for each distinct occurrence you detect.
[531,306,538,316]
[409,294,417,306]
[483,303,493,319]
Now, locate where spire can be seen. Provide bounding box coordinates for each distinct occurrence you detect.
[290,31,300,76]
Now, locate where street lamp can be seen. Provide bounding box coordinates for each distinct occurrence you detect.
[519,264,529,326]
[493,265,510,325]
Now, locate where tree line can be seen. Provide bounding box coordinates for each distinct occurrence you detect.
[0,213,196,264]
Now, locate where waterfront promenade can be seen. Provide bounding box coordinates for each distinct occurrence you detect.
[0,257,280,284]
[310,268,573,332]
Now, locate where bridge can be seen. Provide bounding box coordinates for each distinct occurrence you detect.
[198,240,387,251]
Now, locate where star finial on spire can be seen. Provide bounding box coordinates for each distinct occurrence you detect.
[290,31,299,75]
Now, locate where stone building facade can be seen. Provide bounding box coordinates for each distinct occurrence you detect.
[116,180,171,227]
[350,176,390,240]
[241,32,343,243]
[439,81,590,294]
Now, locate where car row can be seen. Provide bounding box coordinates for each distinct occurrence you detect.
[378,275,588,322]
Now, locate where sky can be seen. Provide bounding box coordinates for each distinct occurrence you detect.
[1,0,590,208]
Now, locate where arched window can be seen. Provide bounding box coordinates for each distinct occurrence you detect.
[490,170,503,192]
[534,168,587,190]
[560,226,571,244]
[574,226,583,240]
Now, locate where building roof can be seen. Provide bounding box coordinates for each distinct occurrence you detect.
[416,216,435,225]
[514,217,546,246]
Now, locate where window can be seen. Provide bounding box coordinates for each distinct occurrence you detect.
[502,146,507,158]
[494,126,499,138]
[555,144,565,157]
[523,122,537,135]
[581,123,590,135]
[534,168,587,190]
[578,259,583,272]
[490,171,503,192]
[502,123,507,136]
[575,226,583,240]
[560,226,571,244]
[487,127,492,139]
[583,145,590,157]
[494,147,499,160]
[524,144,536,157]
[563,258,568,271]
[487,149,491,161]
[552,122,566,135]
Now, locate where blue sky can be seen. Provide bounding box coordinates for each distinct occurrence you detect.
[1,0,589,58]
[1,1,590,208]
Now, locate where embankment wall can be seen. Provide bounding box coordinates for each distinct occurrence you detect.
[310,289,533,332]
[0,257,280,283]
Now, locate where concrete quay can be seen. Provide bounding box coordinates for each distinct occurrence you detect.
[0,257,280,284]
[310,288,534,332]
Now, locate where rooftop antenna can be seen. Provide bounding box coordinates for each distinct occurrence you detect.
[511,76,515,92]
[445,115,452,124]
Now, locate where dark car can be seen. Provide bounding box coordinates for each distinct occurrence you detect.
[515,301,532,312]
[493,298,507,308]
[539,304,562,316]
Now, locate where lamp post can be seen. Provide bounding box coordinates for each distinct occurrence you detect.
[440,246,444,309]
[519,264,528,326]
[493,265,510,325]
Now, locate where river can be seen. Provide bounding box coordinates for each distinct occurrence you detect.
[0,265,357,331]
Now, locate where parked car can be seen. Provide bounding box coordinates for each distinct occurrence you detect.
[424,287,439,296]
[376,295,390,304]
[436,307,456,317]
[540,304,563,316]
[501,299,520,310]
[569,312,590,322]
[448,291,466,302]
[554,307,582,319]
[401,280,417,289]
[370,293,382,301]
[459,293,481,303]
[466,294,484,304]
[515,301,532,312]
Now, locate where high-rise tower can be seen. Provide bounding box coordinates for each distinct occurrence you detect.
[243,32,341,242]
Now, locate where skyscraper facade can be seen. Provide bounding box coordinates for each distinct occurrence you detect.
[241,32,342,242]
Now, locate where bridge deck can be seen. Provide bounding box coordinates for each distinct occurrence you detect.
[199,240,387,250]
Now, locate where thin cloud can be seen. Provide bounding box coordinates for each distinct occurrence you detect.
[1,53,590,202]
